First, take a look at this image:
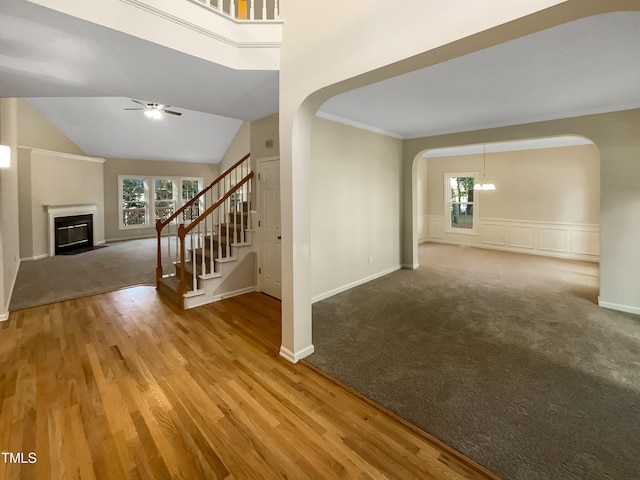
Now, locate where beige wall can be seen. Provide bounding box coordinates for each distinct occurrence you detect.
[424,145,599,223]
[219,121,250,173]
[20,149,106,259]
[0,99,21,319]
[310,117,402,300]
[103,158,219,241]
[278,0,591,359]
[18,99,85,155]
[251,113,279,161]
[404,108,640,314]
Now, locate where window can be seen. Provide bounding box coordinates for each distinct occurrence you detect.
[445,173,477,234]
[119,176,203,229]
[121,177,148,227]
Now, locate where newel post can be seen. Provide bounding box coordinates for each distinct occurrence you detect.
[155,219,163,283]
[178,223,187,309]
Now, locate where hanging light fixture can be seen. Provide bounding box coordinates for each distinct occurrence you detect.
[474,144,496,191]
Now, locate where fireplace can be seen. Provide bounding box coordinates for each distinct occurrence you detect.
[46,204,98,256]
[55,214,93,254]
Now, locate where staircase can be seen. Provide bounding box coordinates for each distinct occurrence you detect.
[156,153,256,309]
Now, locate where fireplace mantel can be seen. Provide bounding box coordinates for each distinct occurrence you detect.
[46,204,98,256]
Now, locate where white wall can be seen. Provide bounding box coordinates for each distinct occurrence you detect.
[419,144,600,260]
[310,118,402,301]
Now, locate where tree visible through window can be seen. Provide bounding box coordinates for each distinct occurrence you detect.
[445,174,476,233]
[119,176,203,229]
[122,178,147,226]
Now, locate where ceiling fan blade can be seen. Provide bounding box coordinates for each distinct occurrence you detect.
[162,109,182,116]
[131,99,148,107]
[124,108,145,111]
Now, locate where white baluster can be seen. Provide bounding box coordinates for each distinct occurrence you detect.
[274,0,278,19]
[262,0,266,20]
[230,0,236,18]
[250,0,255,20]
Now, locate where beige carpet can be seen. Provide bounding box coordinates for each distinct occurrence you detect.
[308,243,640,480]
[10,238,159,311]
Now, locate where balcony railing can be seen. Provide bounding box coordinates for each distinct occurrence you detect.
[191,0,279,21]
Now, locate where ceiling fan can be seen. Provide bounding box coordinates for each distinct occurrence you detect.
[125,99,182,119]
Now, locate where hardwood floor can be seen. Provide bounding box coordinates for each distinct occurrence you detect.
[0,287,499,479]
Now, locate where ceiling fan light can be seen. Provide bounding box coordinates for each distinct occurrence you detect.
[144,108,162,120]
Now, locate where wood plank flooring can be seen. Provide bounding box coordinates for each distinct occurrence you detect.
[0,287,499,479]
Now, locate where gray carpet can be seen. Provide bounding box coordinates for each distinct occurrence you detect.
[10,237,158,311]
[308,244,640,480]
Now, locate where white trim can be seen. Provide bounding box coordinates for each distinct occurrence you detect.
[211,286,256,302]
[105,234,155,242]
[0,312,8,322]
[126,0,282,49]
[402,263,420,269]
[46,204,98,257]
[422,136,594,158]
[315,111,404,139]
[444,172,479,236]
[404,102,640,139]
[311,265,402,303]
[598,299,640,316]
[18,146,105,163]
[279,344,315,364]
[21,254,49,262]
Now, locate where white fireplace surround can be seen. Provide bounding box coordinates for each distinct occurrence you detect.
[46,204,99,257]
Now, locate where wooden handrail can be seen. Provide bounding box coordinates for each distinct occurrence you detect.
[181,171,254,237]
[157,152,250,230]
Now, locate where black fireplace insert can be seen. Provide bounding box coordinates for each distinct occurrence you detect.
[55,214,94,255]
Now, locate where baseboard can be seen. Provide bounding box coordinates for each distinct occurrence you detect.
[598,299,640,315]
[311,265,401,303]
[402,263,419,269]
[105,235,156,242]
[21,253,48,261]
[95,240,106,246]
[0,311,8,322]
[211,286,257,302]
[279,344,315,364]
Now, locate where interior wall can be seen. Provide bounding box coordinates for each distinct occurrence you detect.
[219,120,250,173]
[103,158,219,241]
[18,99,86,154]
[278,0,581,360]
[404,108,640,315]
[0,98,21,320]
[310,117,402,301]
[25,149,105,259]
[418,144,600,260]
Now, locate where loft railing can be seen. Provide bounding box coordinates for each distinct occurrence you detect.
[191,0,280,21]
[156,153,253,304]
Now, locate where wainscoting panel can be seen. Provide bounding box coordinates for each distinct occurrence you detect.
[424,215,599,261]
[428,217,444,239]
[571,228,599,256]
[538,227,567,253]
[509,226,536,250]
[481,224,506,246]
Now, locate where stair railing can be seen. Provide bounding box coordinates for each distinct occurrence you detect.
[156,153,251,285]
[177,173,254,302]
[192,0,280,20]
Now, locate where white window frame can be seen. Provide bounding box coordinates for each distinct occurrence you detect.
[118,175,203,230]
[444,172,478,235]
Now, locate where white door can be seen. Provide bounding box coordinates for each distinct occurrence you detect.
[257,158,281,299]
